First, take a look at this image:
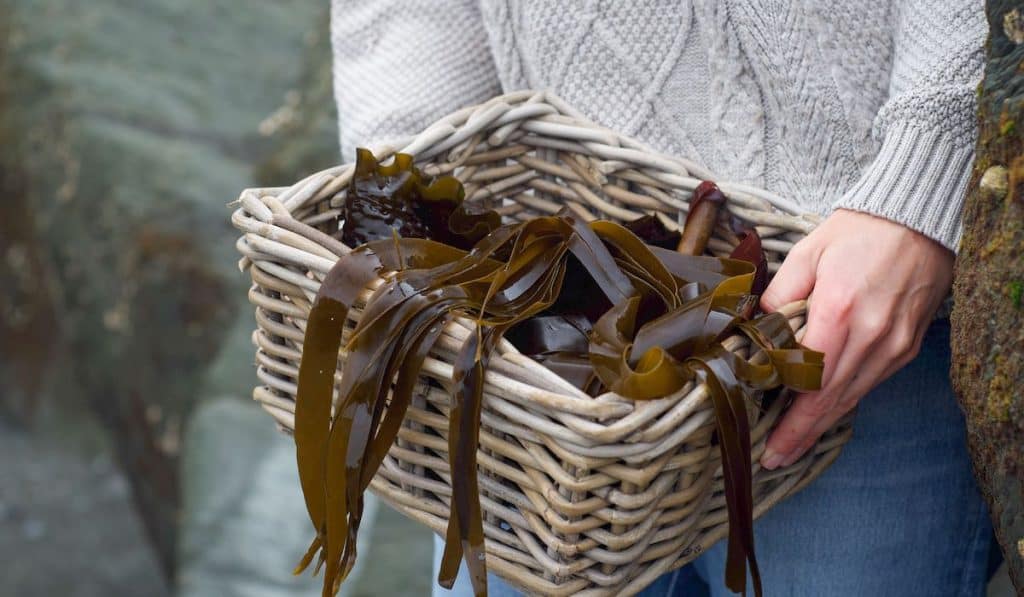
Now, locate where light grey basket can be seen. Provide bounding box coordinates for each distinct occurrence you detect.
[232,90,853,596]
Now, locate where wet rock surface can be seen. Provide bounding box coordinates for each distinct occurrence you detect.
[0,417,170,597]
[952,0,1024,590]
[0,0,339,591]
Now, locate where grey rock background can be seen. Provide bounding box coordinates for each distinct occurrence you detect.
[0,0,357,595]
[0,0,439,595]
[0,0,330,575]
[0,418,170,597]
[178,398,327,597]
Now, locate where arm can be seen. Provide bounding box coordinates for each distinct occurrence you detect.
[331,0,502,160]
[759,0,987,469]
[833,0,987,251]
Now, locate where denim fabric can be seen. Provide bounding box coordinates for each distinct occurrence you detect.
[433,320,992,597]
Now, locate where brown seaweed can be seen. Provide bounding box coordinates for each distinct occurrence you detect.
[342,149,501,249]
[623,213,682,250]
[505,313,601,394]
[727,227,768,319]
[292,166,822,597]
[504,313,592,355]
[677,180,726,255]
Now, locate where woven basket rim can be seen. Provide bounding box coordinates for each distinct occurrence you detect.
[237,90,820,228]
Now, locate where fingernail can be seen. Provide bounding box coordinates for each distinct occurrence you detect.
[761,448,784,470]
[781,450,802,468]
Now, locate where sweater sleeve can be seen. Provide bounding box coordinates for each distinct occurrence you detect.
[831,0,987,251]
[330,0,502,161]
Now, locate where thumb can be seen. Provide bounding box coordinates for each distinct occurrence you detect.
[761,244,818,312]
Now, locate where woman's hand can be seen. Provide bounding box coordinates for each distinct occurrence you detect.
[758,209,954,469]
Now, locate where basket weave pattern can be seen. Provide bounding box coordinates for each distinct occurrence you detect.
[232,91,853,596]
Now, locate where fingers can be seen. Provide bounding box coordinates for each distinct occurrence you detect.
[760,390,829,469]
[760,292,850,468]
[814,302,890,393]
[838,320,924,416]
[877,317,927,382]
[760,243,817,313]
[767,338,880,469]
[774,402,852,469]
[761,304,912,469]
[797,287,854,391]
[779,345,896,467]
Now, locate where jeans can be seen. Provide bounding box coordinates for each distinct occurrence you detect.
[432,319,992,597]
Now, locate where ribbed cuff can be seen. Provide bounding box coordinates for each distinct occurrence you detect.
[832,121,976,251]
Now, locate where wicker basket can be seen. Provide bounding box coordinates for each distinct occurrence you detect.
[232,90,854,596]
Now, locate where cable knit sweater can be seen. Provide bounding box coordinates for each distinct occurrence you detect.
[330,0,987,250]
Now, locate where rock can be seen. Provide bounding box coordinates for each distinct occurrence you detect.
[951,0,1024,590]
[178,398,353,597]
[0,0,335,577]
[980,165,1009,199]
[0,422,169,597]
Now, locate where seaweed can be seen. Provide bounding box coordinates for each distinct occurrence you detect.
[293,156,821,597]
[727,224,769,319]
[504,313,601,394]
[677,180,726,255]
[623,213,682,250]
[341,148,501,249]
